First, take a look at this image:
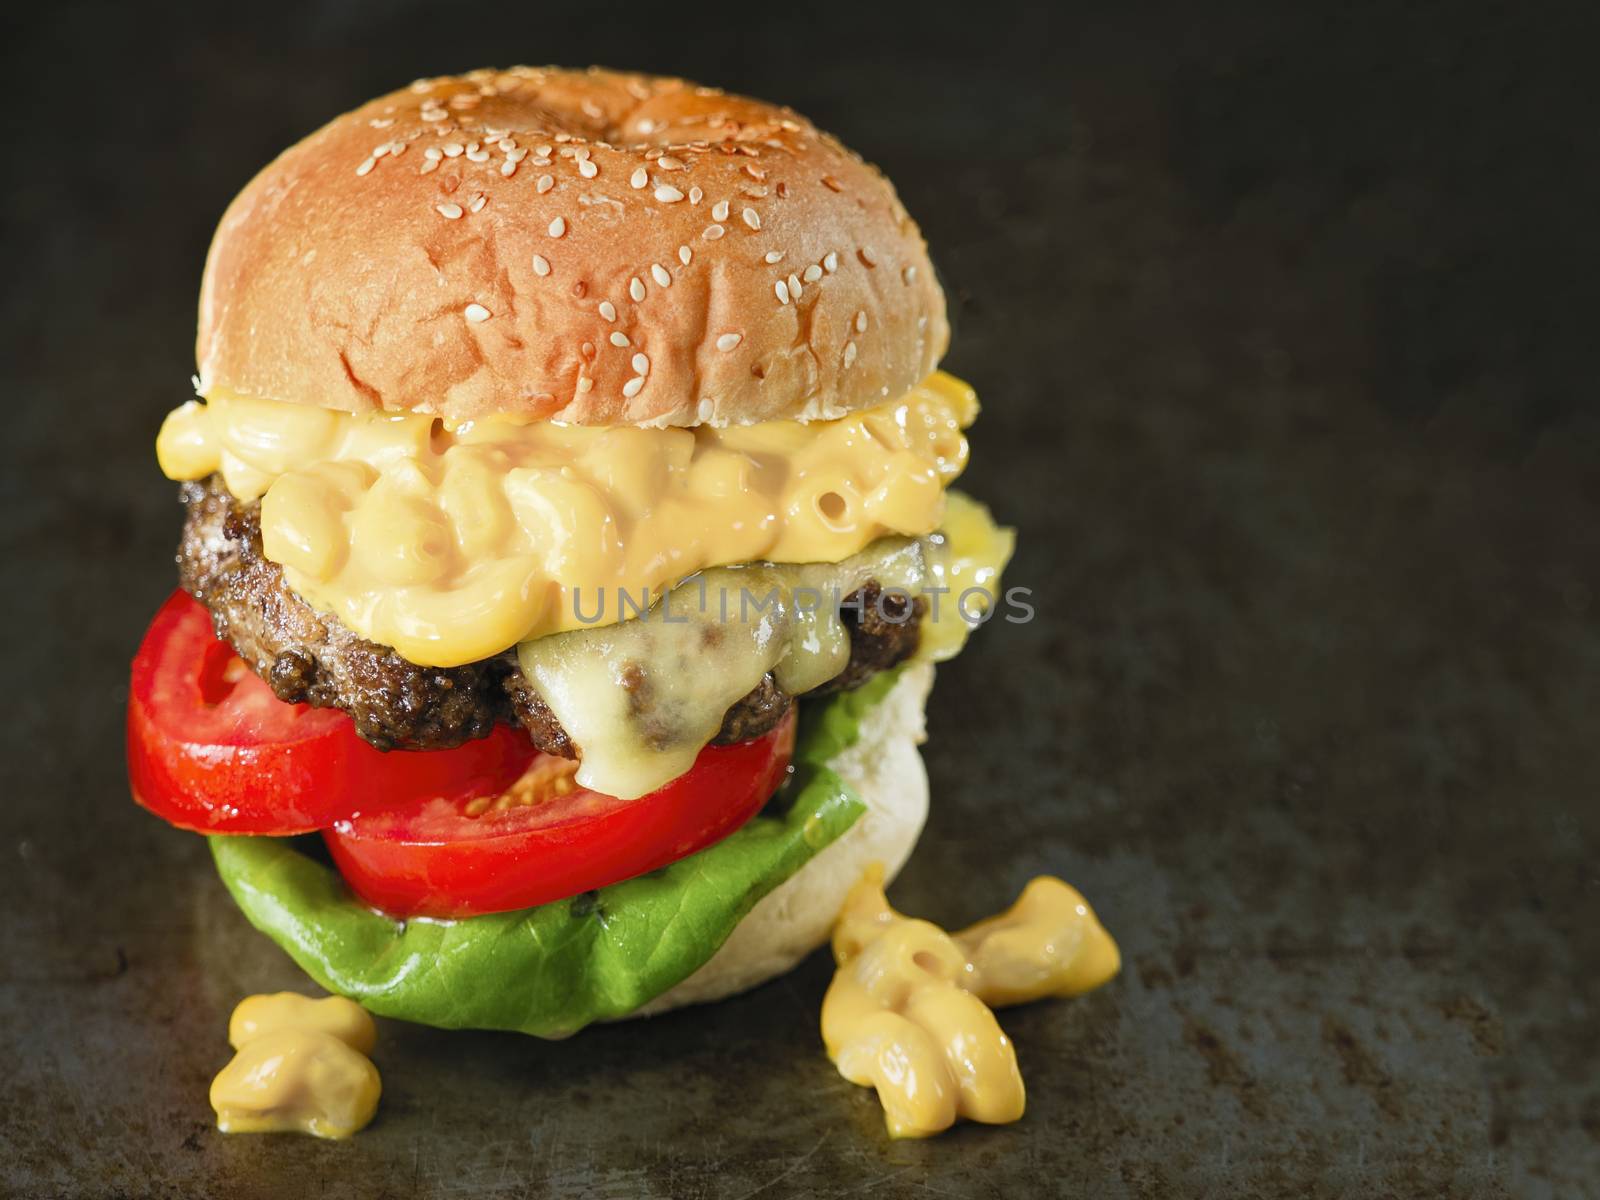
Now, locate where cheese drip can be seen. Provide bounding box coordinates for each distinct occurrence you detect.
[515,492,1011,799]
[157,373,978,667]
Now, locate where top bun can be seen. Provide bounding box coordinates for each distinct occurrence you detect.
[197,66,948,427]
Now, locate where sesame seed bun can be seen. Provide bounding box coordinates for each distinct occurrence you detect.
[197,66,948,427]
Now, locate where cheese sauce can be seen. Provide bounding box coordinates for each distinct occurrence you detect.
[822,868,1119,1139]
[157,373,978,667]
[210,993,381,1139]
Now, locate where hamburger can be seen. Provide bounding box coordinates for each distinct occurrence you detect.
[129,66,1014,1036]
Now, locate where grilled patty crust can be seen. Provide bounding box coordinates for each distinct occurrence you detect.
[177,477,923,755]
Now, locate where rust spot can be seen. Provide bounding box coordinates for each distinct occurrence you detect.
[1136,957,1173,989]
[1182,1016,1264,1117]
[1322,1015,1401,1119]
[1581,1095,1600,1144]
[1437,994,1504,1056]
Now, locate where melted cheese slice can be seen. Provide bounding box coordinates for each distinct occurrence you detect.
[157,373,979,667]
[513,491,1011,797]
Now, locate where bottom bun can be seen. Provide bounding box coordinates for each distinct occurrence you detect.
[633,663,934,1017]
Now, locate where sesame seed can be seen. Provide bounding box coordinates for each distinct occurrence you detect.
[632,352,650,375]
[704,224,725,240]
[689,186,704,204]
[859,247,878,267]
[630,167,649,189]
[468,193,486,213]
[855,310,867,333]
[508,147,528,163]
[629,276,646,302]
[467,148,490,163]
[420,159,440,175]
[744,163,766,181]
[764,251,784,264]
[372,144,391,158]
[651,263,671,287]
[578,159,598,178]
[775,280,790,304]
[712,199,730,221]
[532,254,551,276]
[443,142,464,157]
[536,174,554,194]
[742,207,761,230]
[577,377,594,394]
[788,273,802,299]
[465,303,491,322]
[822,175,842,192]
[548,216,566,238]
[654,184,684,203]
[355,157,376,176]
[678,245,692,266]
[436,202,464,219]
[599,300,617,322]
[623,376,645,398]
[535,144,553,158]
[610,331,631,348]
[803,264,822,283]
[903,266,917,283]
[716,332,742,352]
[424,147,443,160]
[844,341,858,367]
[658,154,685,170]
[500,159,517,177]
[823,252,838,273]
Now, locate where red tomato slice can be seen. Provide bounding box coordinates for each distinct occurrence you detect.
[128,591,537,834]
[324,711,796,918]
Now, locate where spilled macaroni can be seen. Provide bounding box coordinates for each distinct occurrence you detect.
[210,993,381,1139]
[822,867,1119,1138]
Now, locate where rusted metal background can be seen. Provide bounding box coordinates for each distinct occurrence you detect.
[3,3,1596,1196]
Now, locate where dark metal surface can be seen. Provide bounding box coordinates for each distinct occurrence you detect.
[3,3,1596,1196]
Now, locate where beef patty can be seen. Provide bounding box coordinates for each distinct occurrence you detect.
[176,477,923,755]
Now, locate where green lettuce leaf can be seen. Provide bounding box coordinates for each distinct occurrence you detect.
[208,669,902,1038]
